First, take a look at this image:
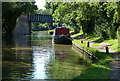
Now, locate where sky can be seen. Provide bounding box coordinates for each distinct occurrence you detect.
[35,0,46,9]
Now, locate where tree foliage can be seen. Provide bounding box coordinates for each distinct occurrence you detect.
[45,2,120,39]
[2,2,37,38]
[32,9,54,31]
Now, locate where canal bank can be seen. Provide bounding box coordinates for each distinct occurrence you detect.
[72,43,98,63]
[71,37,115,80]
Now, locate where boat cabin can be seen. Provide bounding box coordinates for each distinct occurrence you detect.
[53,27,70,36]
[53,27,72,44]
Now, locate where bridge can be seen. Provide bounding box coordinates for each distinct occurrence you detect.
[27,14,53,23]
[15,13,53,35]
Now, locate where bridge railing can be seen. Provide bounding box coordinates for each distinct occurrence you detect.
[27,14,53,23]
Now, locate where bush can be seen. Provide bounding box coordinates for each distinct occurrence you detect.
[94,22,117,39]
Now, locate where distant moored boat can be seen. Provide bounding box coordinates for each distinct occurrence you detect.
[52,27,72,45]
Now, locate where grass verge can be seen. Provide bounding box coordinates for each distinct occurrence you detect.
[92,43,100,47]
[72,39,114,80]
[71,32,83,37]
[48,29,54,32]
[74,33,118,52]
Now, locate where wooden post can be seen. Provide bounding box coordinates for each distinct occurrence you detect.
[81,41,83,43]
[87,42,90,47]
[106,46,109,54]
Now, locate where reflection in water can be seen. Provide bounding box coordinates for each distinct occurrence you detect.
[3,15,32,80]
[12,14,31,63]
[54,44,72,60]
[32,46,50,79]
[2,31,91,80]
[45,44,90,79]
[31,31,53,79]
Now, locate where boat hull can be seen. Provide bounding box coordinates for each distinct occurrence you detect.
[53,35,72,45]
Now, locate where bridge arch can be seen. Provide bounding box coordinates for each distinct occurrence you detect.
[15,13,53,36]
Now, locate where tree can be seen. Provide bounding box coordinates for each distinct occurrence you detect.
[45,2,120,39]
[2,2,38,39]
[45,2,60,14]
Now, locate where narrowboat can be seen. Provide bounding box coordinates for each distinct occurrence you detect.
[52,27,72,45]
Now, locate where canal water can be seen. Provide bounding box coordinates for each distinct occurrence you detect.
[2,31,91,80]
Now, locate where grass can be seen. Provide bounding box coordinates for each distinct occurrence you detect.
[104,39,118,52]
[73,39,87,47]
[72,39,113,59]
[73,33,118,52]
[72,38,115,80]
[72,64,111,80]
[70,30,119,79]
[71,30,83,37]
[92,43,100,47]
[70,30,74,34]
[48,29,54,32]
[87,36,118,52]
[87,36,101,42]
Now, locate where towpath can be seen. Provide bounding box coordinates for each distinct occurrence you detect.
[72,36,120,80]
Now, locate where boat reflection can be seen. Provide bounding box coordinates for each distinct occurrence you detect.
[53,44,72,60]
